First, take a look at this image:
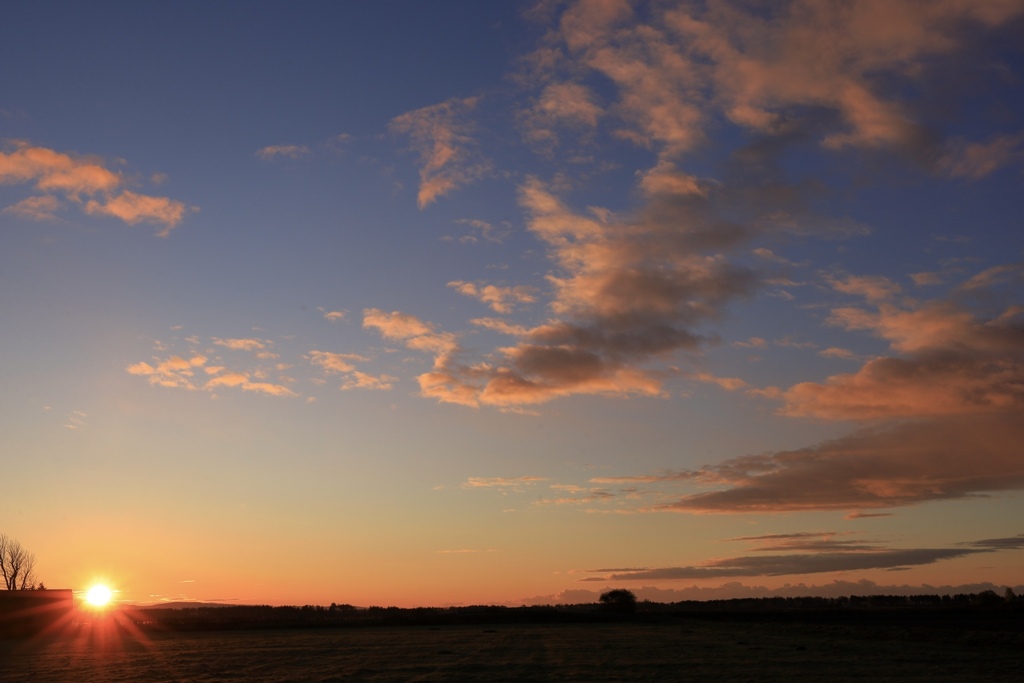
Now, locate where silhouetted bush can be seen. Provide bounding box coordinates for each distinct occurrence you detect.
[599,589,638,614]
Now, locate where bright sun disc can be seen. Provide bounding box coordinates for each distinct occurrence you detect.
[85,584,113,607]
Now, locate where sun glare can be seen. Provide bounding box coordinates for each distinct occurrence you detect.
[85,584,113,608]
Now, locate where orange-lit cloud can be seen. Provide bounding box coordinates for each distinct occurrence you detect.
[0,142,119,194]
[463,476,548,492]
[581,532,1024,581]
[1,195,61,221]
[0,141,192,234]
[691,372,749,392]
[126,354,208,390]
[940,132,1024,179]
[128,346,296,397]
[529,0,1023,163]
[447,281,537,313]
[213,338,268,352]
[307,350,395,391]
[255,145,310,160]
[783,288,1024,420]
[374,1,1021,411]
[83,190,190,237]
[583,549,976,581]
[520,81,603,148]
[390,97,490,208]
[646,412,1024,513]
[205,371,296,397]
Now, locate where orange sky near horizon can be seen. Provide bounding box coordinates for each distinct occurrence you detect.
[2,0,1023,607]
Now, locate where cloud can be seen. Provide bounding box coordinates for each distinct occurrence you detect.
[0,141,192,235]
[581,530,1024,582]
[518,579,1024,605]
[1,195,61,221]
[436,548,497,554]
[83,190,190,237]
[910,271,944,286]
[126,354,208,390]
[213,338,268,352]
[463,476,548,490]
[470,318,529,336]
[128,348,295,397]
[962,534,1024,550]
[322,310,345,322]
[520,81,603,148]
[818,347,858,360]
[529,0,1022,165]
[940,132,1024,179]
[255,145,310,160]
[362,309,478,404]
[0,141,119,194]
[690,372,749,392]
[447,281,537,313]
[390,97,490,208]
[403,175,757,407]
[828,274,901,302]
[205,372,296,397]
[366,1,1019,413]
[307,350,395,391]
[307,350,362,374]
[581,548,982,581]
[650,412,1024,513]
[958,264,1022,292]
[63,410,87,430]
[783,295,1024,420]
[452,218,509,244]
[535,484,615,506]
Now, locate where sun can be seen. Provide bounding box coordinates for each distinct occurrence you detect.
[85,584,113,608]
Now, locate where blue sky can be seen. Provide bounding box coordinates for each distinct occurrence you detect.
[2,0,1023,606]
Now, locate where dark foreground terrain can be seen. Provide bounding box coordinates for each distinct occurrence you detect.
[2,613,1020,682]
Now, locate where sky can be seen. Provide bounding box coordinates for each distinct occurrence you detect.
[2,0,1023,608]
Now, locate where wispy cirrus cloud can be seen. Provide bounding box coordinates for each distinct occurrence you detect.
[2,195,61,221]
[447,281,537,314]
[581,531,1023,582]
[0,141,194,235]
[581,548,980,581]
[213,337,268,352]
[462,476,547,492]
[940,132,1024,179]
[307,350,395,391]
[390,97,490,208]
[255,144,310,160]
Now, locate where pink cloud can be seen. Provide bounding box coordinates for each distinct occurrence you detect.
[390,97,490,208]
[255,145,310,160]
[1,195,61,221]
[650,412,1024,513]
[447,281,537,313]
[783,292,1024,420]
[0,141,192,234]
[940,132,1024,179]
[83,190,190,237]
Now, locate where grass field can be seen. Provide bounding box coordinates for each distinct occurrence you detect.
[1,617,1020,682]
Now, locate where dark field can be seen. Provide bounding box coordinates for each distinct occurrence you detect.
[2,615,1021,683]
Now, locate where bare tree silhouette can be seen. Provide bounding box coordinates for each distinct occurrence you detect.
[0,534,38,590]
